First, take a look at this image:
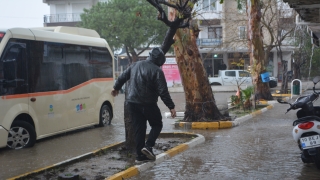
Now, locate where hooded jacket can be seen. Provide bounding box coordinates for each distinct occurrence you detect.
[114,48,175,110]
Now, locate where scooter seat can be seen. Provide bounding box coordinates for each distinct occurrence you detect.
[293,116,320,126]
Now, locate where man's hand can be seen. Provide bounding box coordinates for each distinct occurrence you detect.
[170,109,176,118]
[111,89,119,97]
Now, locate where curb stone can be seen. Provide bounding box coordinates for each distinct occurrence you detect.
[232,104,274,127]
[8,133,205,180]
[172,102,276,129]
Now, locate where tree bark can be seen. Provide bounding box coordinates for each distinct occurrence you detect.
[247,0,273,100]
[173,27,225,121]
[280,60,289,93]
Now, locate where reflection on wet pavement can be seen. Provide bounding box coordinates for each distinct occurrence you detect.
[3,92,320,179]
[129,100,320,179]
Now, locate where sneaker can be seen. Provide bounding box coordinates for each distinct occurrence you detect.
[141,146,156,160]
[135,155,152,163]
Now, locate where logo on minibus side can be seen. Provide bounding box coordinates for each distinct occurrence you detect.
[76,103,86,112]
[48,104,54,118]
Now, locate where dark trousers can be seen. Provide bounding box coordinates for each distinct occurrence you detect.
[128,102,163,156]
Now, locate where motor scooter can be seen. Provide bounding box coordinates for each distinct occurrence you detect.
[278,76,320,169]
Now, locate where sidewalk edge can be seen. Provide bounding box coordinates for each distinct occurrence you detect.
[7,142,123,180]
[173,104,275,129]
[8,133,205,180]
[106,133,205,180]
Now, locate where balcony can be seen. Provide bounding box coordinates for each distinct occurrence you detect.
[282,36,296,46]
[196,38,222,47]
[43,13,82,27]
[279,9,295,18]
[44,13,82,23]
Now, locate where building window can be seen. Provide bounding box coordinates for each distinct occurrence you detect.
[239,26,247,39]
[238,1,246,14]
[208,27,222,39]
[203,0,217,11]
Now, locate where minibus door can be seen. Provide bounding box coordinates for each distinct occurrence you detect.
[27,42,68,136]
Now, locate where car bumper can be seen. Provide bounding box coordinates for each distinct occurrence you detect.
[0,126,8,148]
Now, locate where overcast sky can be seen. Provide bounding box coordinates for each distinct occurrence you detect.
[0,1,50,29]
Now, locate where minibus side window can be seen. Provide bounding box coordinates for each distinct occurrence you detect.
[0,41,27,95]
[64,44,90,89]
[91,47,113,78]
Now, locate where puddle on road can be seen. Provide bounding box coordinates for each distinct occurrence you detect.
[129,110,320,180]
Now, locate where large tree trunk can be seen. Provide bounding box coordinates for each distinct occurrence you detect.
[248,0,273,100]
[173,28,224,121]
[280,60,289,93]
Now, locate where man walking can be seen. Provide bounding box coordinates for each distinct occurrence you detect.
[111,47,176,163]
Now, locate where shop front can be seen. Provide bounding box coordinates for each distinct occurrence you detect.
[202,53,225,77]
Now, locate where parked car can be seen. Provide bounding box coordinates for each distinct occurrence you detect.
[208,70,252,86]
[208,70,278,88]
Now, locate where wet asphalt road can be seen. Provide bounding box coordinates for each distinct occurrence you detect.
[130,92,320,180]
[1,91,320,179]
[0,92,229,179]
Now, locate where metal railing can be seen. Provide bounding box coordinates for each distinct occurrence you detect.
[196,38,222,46]
[282,36,296,46]
[279,9,295,18]
[44,13,82,23]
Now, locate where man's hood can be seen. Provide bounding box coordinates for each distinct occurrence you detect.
[148,47,166,67]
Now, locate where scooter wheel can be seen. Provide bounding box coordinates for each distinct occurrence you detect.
[301,153,312,163]
[313,149,320,169]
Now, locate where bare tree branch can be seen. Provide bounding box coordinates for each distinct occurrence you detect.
[137,36,159,56]
[146,0,195,54]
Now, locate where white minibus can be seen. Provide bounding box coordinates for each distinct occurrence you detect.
[0,26,114,149]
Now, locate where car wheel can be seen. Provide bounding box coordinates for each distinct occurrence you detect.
[98,105,112,126]
[210,82,222,86]
[7,121,36,149]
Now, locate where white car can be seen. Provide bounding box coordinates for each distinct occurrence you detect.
[208,70,252,86]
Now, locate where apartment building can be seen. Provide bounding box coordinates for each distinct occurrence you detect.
[42,0,108,27]
[43,0,296,82]
[195,0,296,81]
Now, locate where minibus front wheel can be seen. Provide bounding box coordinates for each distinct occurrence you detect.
[7,121,36,149]
[98,105,112,126]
